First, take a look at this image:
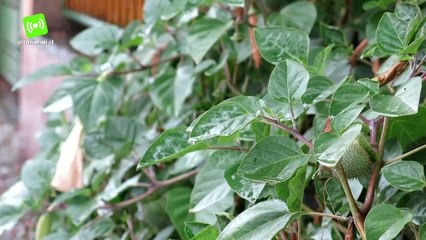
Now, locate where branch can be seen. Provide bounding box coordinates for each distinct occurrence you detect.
[335,163,366,240]
[301,211,348,222]
[349,39,368,66]
[260,116,313,148]
[373,61,408,86]
[99,169,198,209]
[156,169,198,186]
[77,55,180,78]
[361,117,388,216]
[385,144,426,165]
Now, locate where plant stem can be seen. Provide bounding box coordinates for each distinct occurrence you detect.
[386,144,426,165]
[207,145,247,151]
[378,117,389,161]
[301,211,348,222]
[100,169,198,209]
[335,163,366,240]
[260,116,313,148]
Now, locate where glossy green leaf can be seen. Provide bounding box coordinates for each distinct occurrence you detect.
[190,151,240,212]
[365,204,412,240]
[138,127,209,169]
[330,84,369,116]
[225,162,266,203]
[397,191,426,225]
[370,77,422,117]
[238,135,310,184]
[166,187,194,240]
[275,166,307,212]
[70,26,121,56]
[395,3,421,22]
[188,96,263,142]
[268,59,310,105]
[376,13,408,54]
[269,1,317,33]
[382,161,426,191]
[331,104,365,134]
[254,27,309,64]
[188,18,232,63]
[218,200,297,240]
[13,64,71,90]
[314,124,362,167]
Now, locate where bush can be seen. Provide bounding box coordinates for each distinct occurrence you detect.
[2,0,426,239]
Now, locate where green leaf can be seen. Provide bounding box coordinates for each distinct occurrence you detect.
[188,96,263,142]
[21,160,55,197]
[191,225,219,240]
[254,27,309,64]
[302,76,335,104]
[70,26,121,56]
[331,105,365,134]
[387,106,426,149]
[269,1,317,33]
[330,84,369,116]
[365,204,412,240]
[225,162,266,203]
[313,45,333,75]
[71,218,115,240]
[138,127,209,169]
[370,77,422,117]
[165,187,194,240]
[67,77,121,129]
[238,135,310,184]
[397,191,426,225]
[188,18,232,63]
[216,212,233,230]
[419,223,426,240]
[184,222,209,239]
[220,0,243,6]
[395,3,420,22]
[320,23,346,45]
[376,13,408,54]
[217,200,297,240]
[382,161,426,191]
[150,61,196,117]
[0,203,26,230]
[66,196,100,225]
[314,124,362,167]
[275,166,307,212]
[13,64,71,90]
[268,59,310,105]
[190,151,241,212]
[357,78,380,94]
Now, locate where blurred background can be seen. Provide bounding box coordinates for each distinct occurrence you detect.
[0,0,144,198]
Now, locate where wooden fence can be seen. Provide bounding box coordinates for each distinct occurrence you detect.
[64,0,144,26]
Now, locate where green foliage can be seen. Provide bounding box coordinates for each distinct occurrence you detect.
[3,0,426,239]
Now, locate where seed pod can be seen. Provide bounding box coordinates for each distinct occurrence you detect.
[35,212,52,240]
[314,135,374,180]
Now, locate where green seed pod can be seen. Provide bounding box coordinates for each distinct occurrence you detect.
[35,212,52,240]
[314,134,375,180]
[340,136,373,179]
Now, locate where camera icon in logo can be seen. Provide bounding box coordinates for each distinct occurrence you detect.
[23,13,49,38]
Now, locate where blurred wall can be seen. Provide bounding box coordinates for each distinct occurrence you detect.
[18,0,76,160]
